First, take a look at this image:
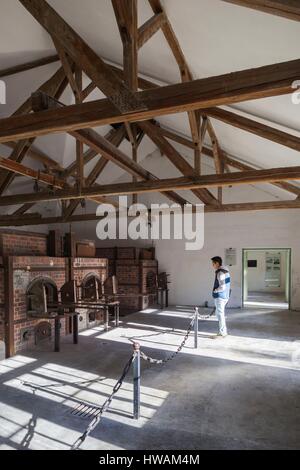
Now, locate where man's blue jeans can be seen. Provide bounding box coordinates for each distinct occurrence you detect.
[214,298,228,336]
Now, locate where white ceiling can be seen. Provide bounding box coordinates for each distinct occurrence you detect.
[1,0,300,212]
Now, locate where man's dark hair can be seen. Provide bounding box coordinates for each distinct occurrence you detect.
[211,256,222,266]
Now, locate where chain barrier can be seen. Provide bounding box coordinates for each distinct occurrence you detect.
[198,307,216,320]
[22,307,204,449]
[71,352,135,450]
[139,313,196,365]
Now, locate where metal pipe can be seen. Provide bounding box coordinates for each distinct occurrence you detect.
[194,307,199,349]
[133,342,141,420]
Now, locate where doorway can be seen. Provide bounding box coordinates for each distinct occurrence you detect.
[242,248,291,309]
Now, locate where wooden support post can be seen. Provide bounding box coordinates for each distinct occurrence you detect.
[75,67,84,192]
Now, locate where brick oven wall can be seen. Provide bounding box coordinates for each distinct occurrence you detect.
[0,257,4,343]
[11,257,68,353]
[96,246,159,312]
[116,259,158,311]
[72,258,108,286]
[0,230,47,257]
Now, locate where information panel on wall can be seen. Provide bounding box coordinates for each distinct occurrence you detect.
[225,248,237,266]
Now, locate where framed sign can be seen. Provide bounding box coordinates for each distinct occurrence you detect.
[225,248,237,266]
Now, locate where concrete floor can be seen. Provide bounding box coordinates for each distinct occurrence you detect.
[0,306,300,450]
[245,291,289,309]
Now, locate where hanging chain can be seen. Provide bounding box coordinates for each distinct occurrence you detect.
[71,353,135,450]
[198,307,216,320]
[139,314,196,365]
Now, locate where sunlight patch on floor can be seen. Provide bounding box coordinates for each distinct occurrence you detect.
[244,301,289,309]
[0,356,37,376]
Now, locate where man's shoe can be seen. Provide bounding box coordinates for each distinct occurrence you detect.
[211,334,228,339]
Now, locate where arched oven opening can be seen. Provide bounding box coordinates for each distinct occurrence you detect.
[81,274,102,301]
[27,277,58,317]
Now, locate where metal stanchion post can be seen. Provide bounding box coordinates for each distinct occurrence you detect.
[194,307,199,349]
[133,342,141,420]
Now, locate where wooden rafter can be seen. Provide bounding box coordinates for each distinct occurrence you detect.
[157,125,300,197]
[19,0,146,113]
[207,120,225,203]
[0,54,59,79]
[12,65,66,116]
[52,37,81,100]
[138,12,167,49]
[3,142,63,172]
[1,56,299,143]
[148,0,200,144]
[3,198,300,227]
[203,107,300,153]
[63,125,126,219]
[139,120,220,206]
[112,0,139,195]
[112,0,138,91]
[70,127,188,207]
[0,156,66,188]
[0,66,67,196]
[1,165,300,206]
[34,91,188,208]
[221,1,300,22]
[75,67,84,192]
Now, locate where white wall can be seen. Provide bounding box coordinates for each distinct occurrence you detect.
[71,208,300,311]
[154,210,300,310]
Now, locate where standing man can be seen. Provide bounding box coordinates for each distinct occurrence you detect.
[211,256,231,338]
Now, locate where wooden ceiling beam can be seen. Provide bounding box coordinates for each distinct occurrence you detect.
[63,125,126,219]
[51,37,81,100]
[112,0,139,148]
[139,120,220,206]
[0,156,66,188]
[12,65,66,117]
[223,151,300,195]
[63,128,118,178]
[207,119,225,203]
[148,0,200,143]
[221,1,300,22]
[70,127,188,206]
[1,56,299,143]
[207,120,224,175]
[2,198,300,227]
[3,142,63,171]
[19,0,146,113]
[137,12,167,49]
[157,124,300,196]
[0,54,60,79]
[33,92,189,208]
[0,66,67,195]
[1,165,300,206]
[112,0,138,92]
[204,107,300,152]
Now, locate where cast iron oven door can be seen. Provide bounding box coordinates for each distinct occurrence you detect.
[81,274,102,301]
[35,321,52,345]
[27,277,58,317]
